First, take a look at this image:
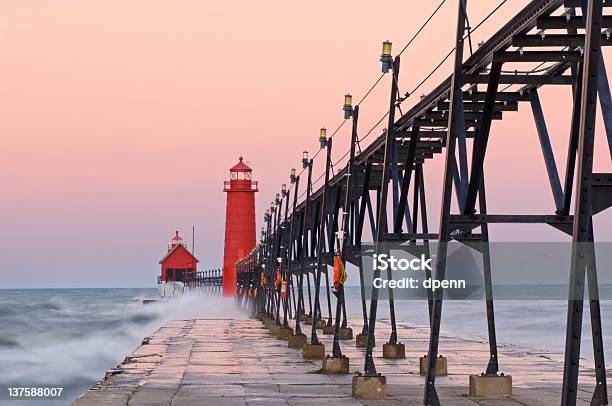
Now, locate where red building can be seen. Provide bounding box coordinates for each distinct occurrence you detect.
[159,231,199,282]
[222,157,258,296]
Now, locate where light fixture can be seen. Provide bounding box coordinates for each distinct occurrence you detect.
[302,151,309,168]
[319,128,327,149]
[275,194,280,205]
[281,184,287,197]
[336,229,345,242]
[290,168,297,183]
[380,40,393,73]
[343,93,353,119]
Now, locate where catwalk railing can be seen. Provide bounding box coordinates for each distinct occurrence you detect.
[158,269,223,289]
[234,1,612,405]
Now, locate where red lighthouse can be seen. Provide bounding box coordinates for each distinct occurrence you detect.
[222,157,258,296]
[159,231,198,282]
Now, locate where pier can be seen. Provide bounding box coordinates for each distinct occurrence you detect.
[73,315,604,405]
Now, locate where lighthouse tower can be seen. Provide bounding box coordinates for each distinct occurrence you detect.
[222,157,258,296]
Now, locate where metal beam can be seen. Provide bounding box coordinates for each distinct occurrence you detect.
[437,101,518,112]
[309,137,333,345]
[477,173,500,377]
[537,15,612,29]
[562,63,584,215]
[495,50,582,63]
[597,55,612,159]
[462,91,529,102]
[513,33,612,47]
[562,0,605,404]
[449,214,573,223]
[529,89,564,211]
[415,118,492,127]
[420,111,503,120]
[364,55,402,376]
[464,61,503,215]
[424,1,468,403]
[463,74,573,85]
[395,126,420,233]
[564,0,612,6]
[456,92,469,209]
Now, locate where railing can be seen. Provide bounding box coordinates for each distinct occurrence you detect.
[156,269,223,287]
[195,269,223,287]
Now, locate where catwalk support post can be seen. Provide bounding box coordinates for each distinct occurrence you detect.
[424,1,468,404]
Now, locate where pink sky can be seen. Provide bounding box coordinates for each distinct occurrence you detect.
[1,1,611,287]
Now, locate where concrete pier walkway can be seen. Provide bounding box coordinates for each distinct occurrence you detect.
[73,317,608,405]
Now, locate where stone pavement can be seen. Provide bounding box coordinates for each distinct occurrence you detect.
[73,317,610,405]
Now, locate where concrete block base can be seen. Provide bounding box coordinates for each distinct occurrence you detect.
[269,323,281,335]
[288,333,308,349]
[322,355,350,374]
[298,313,309,322]
[276,327,293,340]
[339,327,353,340]
[382,342,405,359]
[419,355,448,376]
[263,318,274,329]
[303,316,313,325]
[303,343,325,359]
[352,374,386,399]
[322,324,335,334]
[315,320,327,330]
[356,333,368,348]
[469,374,512,397]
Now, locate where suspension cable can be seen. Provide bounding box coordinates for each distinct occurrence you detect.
[290,0,512,207]
[287,0,450,189]
[406,0,508,98]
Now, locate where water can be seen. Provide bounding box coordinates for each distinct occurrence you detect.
[0,288,243,405]
[0,288,609,405]
[342,286,612,363]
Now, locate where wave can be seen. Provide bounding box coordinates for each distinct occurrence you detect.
[0,336,21,348]
[0,300,64,319]
[0,288,245,404]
